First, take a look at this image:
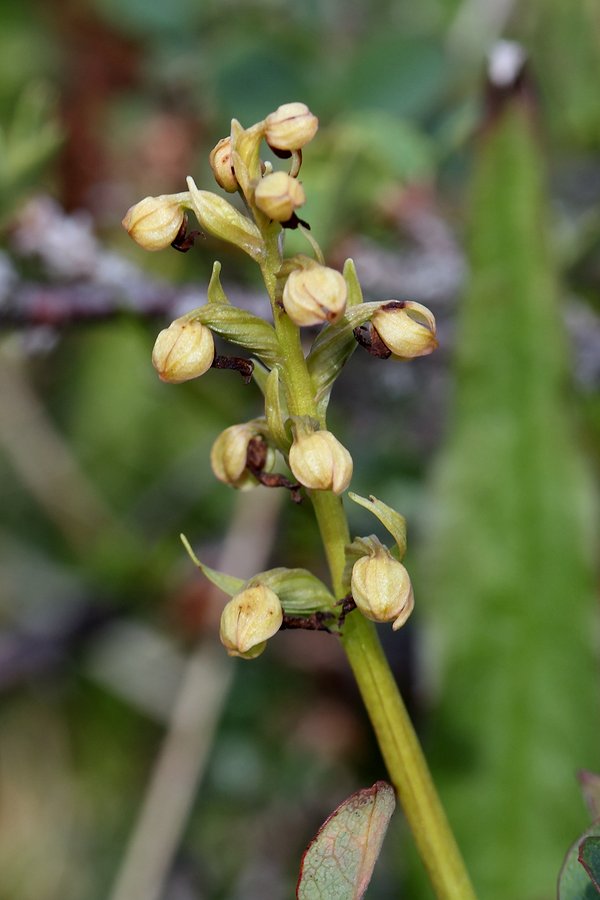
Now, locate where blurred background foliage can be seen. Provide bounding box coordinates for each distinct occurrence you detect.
[0,1,599,899]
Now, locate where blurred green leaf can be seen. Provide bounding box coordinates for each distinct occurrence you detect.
[529,0,600,146]
[297,111,434,250]
[297,781,395,899]
[0,83,61,222]
[421,89,599,899]
[339,34,446,119]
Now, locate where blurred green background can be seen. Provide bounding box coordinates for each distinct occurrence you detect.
[1,1,599,898]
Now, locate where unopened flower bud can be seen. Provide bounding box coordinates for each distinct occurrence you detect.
[283,265,347,326]
[210,424,274,489]
[122,195,186,251]
[289,429,352,495]
[152,319,214,383]
[220,583,283,659]
[371,301,438,360]
[254,171,305,222]
[209,137,239,193]
[351,545,414,630]
[265,102,319,151]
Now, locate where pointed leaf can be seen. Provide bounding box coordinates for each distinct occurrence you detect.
[186,176,265,261]
[422,86,600,898]
[307,300,380,415]
[253,567,335,614]
[297,781,396,900]
[558,823,600,899]
[207,261,230,305]
[230,118,265,206]
[265,366,291,451]
[180,534,244,596]
[251,358,270,395]
[344,258,364,309]
[348,493,407,560]
[190,304,281,367]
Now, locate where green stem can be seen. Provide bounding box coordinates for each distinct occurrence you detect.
[342,613,476,900]
[259,224,476,900]
[310,489,476,900]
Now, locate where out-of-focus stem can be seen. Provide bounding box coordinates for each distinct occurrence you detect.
[108,489,282,900]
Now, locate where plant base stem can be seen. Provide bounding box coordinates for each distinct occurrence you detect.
[341,612,477,900]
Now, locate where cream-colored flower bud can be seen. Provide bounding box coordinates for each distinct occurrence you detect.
[209,137,239,193]
[210,423,274,490]
[254,171,306,222]
[265,102,319,151]
[371,301,438,360]
[122,195,185,251]
[219,583,283,659]
[289,430,352,495]
[282,265,347,326]
[152,319,214,383]
[351,545,414,630]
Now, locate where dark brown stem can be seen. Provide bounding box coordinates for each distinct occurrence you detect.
[246,437,303,502]
[170,214,203,253]
[211,355,254,383]
[280,595,357,633]
[280,611,335,632]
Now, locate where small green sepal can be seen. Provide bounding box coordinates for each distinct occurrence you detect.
[343,258,363,308]
[207,261,230,305]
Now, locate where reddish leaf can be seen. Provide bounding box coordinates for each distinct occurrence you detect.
[297,781,395,899]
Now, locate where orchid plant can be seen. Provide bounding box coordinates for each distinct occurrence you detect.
[123,102,475,899]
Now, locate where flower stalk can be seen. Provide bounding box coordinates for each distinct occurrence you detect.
[124,103,477,900]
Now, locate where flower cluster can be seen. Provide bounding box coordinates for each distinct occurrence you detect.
[123,101,438,658]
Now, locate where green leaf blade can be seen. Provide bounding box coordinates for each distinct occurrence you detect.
[421,90,600,899]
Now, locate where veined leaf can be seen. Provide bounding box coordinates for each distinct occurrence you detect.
[297,781,395,900]
[307,301,380,415]
[253,566,335,614]
[190,303,281,367]
[558,823,600,899]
